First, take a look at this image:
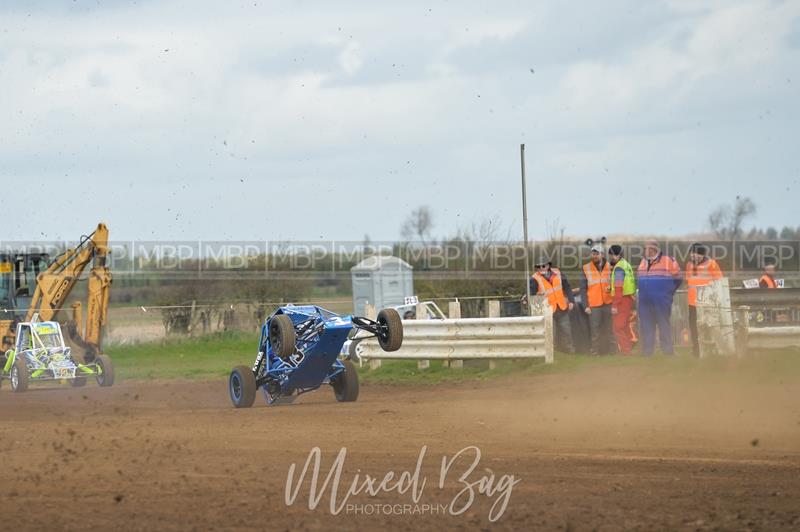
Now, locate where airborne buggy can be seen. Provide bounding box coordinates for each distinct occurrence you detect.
[228,305,403,407]
[0,319,114,392]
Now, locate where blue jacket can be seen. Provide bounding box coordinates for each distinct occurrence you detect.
[637,254,682,306]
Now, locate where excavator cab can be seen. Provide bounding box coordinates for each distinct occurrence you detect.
[0,254,12,320]
[0,252,50,320]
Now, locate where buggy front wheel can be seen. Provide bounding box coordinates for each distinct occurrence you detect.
[10,358,29,393]
[377,308,403,352]
[95,355,115,387]
[332,360,359,402]
[229,366,256,408]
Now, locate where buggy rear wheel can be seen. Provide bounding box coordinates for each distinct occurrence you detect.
[346,339,362,361]
[377,308,403,352]
[269,314,296,359]
[70,376,87,387]
[229,365,256,408]
[10,358,29,393]
[332,360,359,402]
[95,355,115,387]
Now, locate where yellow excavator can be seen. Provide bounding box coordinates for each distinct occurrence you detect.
[0,223,112,362]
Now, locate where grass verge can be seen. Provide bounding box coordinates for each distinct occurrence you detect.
[107,332,258,380]
[106,334,800,385]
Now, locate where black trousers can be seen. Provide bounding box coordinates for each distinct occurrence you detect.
[555,309,575,353]
[688,305,699,356]
[588,304,613,355]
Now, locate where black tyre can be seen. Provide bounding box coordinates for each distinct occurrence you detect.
[70,376,87,387]
[95,355,115,387]
[377,308,403,352]
[229,365,257,408]
[0,350,8,389]
[332,360,359,402]
[10,357,29,393]
[269,314,296,359]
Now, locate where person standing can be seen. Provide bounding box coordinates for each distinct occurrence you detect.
[581,245,613,355]
[685,243,723,356]
[608,245,637,354]
[759,261,781,288]
[758,260,783,323]
[637,240,682,355]
[530,257,575,353]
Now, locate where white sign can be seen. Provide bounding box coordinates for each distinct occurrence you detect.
[742,278,785,289]
[742,279,760,289]
[404,295,419,305]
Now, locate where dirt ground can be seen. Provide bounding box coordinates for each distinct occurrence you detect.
[1,363,799,531]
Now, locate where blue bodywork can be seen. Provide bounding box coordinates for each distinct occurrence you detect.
[255,305,354,404]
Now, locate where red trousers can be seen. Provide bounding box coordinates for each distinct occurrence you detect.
[613,296,636,354]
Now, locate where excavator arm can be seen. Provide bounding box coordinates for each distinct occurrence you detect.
[0,223,112,359]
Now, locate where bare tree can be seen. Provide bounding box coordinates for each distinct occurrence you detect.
[412,216,519,317]
[456,216,503,244]
[362,233,374,256]
[708,196,756,239]
[543,218,566,259]
[400,206,434,245]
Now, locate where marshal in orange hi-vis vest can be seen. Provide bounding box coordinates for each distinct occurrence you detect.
[760,274,777,289]
[582,261,612,307]
[532,268,568,311]
[685,258,723,306]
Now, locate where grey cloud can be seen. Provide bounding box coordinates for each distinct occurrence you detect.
[0,0,797,242]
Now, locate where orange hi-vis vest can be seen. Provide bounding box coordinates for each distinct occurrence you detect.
[583,260,612,307]
[532,268,568,312]
[760,274,777,289]
[686,258,723,306]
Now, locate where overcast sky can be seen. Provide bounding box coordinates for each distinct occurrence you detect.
[1,0,798,242]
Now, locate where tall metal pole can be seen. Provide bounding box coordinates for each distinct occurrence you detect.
[520,144,532,314]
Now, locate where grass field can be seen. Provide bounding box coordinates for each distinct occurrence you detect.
[106,332,800,385]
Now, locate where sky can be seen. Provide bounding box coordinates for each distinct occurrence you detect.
[1,0,798,243]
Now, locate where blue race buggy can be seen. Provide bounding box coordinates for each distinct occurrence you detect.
[228,305,403,407]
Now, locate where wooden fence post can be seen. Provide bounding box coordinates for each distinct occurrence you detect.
[447,301,463,369]
[487,300,500,369]
[462,300,500,370]
[543,305,554,363]
[416,302,430,370]
[735,305,750,356]
[448,301,462,319]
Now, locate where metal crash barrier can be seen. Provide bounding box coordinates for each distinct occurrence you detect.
[731,287,800,352]
[358,315,554,364]
[746,326,800,350]
[695,282,800,355]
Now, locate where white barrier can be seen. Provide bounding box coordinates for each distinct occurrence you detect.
[746,326,800,350]
[358,315,553,364]
[696,279,736,356]
[732,306,800,352]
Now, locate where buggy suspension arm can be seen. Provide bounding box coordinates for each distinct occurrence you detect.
[351,316,386,337]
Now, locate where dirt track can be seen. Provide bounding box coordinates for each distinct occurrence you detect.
[1,363,799,531]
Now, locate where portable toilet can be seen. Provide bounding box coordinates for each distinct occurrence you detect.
[351,255,414,315]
